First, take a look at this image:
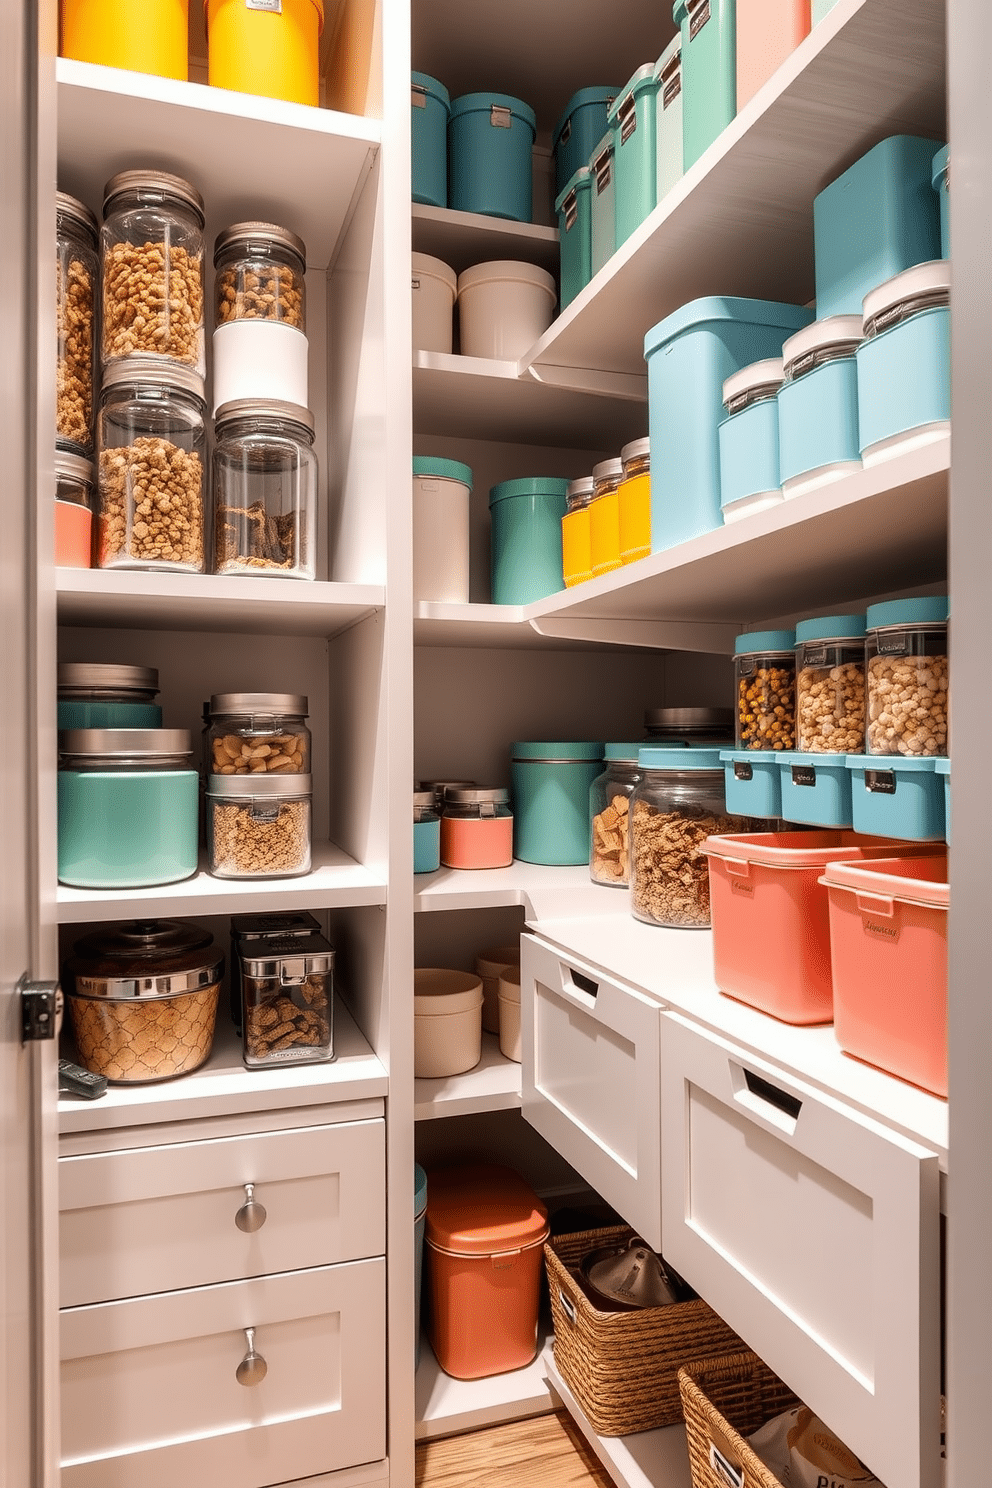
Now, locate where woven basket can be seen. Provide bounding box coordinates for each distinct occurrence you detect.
[678,1351,801,1488]
[545,1225,746,1437]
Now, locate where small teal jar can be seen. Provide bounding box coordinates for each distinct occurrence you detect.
[556,166,593,310]
[57,662,162,730]
[778,317,863,495]
[511,741,604,865]
[847,754,946,840]
[449,93,537,223]
[414,790,441,874]
[719,358,785,522]
[489,477,569,604]
[412,72,450,208]
[610,63,660,248]
[553,86,619,200]
[58,729,198,888]
[932,145,949,257]
[857,261,950,466]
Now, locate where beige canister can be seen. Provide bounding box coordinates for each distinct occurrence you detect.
[497,966,522,1063]
[475,943,520,1034]
[414,968,483,1078]
[412,253,457,354]
[456,260,557,360]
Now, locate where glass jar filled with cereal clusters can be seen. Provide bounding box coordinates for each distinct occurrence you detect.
[214,222,307,332]
[206,774,312,879]
[629,748,740,928]
[589,744,642,886]
[57,192,99,456]
[794,614,866,753]
[205,693,311,776]
[865,597,949,756]
[735,630,796,750]
[236,928,333,1069]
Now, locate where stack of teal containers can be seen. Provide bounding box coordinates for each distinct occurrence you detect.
[556,166,593,308]
[654,34,684,203]
[552,86,618,198]
[589,133,616,276]
[610,64,660,248]
[675,0,736,171]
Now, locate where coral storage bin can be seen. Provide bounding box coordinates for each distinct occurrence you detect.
[736,0,810,111]
[205,0,323,107]
[61,0,189,80]
[457,261,556,361]
[413,969,483,1078]
[556,167,593,310]
[553,87,619,200]
[449,93,537,222]
[412,72,450,208]
[426,1165,548,1379]
[821,853,949,1095]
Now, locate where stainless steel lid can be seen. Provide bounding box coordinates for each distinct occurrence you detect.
[444,786,509,805]
[644,707,734,730]
[59,728,190,756]
[231,910,321,938]
[208,692,308,716]
[58,663,158,693]
[592,457,624,481]
[214,399,315,436]
[414,790,437,807]
[68,919,223,999]
[208,773,312,798]
[101,358,206,400]
[620,437,650,464]
[214,221,307,267]
[103,169,205,224]
[54,452,96,485]
[56,191,98,245]
[237,929,334,977]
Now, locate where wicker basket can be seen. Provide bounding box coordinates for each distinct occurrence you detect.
[678,1351,801,1488]
[545,1225,746,1436]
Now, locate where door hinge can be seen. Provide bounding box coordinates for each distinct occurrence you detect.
[19,978,62,1043]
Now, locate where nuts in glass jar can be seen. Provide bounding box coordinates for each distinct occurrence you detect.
[103,239,204,364]
[211,732,307,774]
[867,654,949,756]
[631,801,738,927]
[245,979,330,1058]
[797,661,866,752]
[57,255,94,447]
[737,665,796,749]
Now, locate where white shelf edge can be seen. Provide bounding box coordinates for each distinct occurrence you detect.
[412,202,559,244]
[414,1033,521,1121]
[414,863,620,920]
[415,1328,554,1440]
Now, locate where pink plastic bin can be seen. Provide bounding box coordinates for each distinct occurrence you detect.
[736,0,811,110]
[820,854,948,1096]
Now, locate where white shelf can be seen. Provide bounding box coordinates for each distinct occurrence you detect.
[56,58,380,270]
[415,862,622,919]
[414,601,637,651]
[415,1329,554,1440]
[57,842,387,923]
[414,1033,521,1120]
[412,204,559,276]
[56,568,384,638]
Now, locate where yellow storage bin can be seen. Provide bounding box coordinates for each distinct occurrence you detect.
[61,0,189,80]
[205,0,324,107]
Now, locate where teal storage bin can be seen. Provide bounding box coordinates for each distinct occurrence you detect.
[847,755,945,840]
[936,758,950,843]
[58,699,161,729]
[414,791,441,874]
[610,63,660,248]
[489,477,569,604]
[556,166,593,309]
[813,134,944,317]
[718,358,785,522]
[449,93,537,223]
[58,661,162,730]
[675,0,736,171]
[654,35,684,203]
[412,72,450,208]
[857,261,950,466]
[589,132,616,276]
[644,297,813,550]
[721,750,782,817]
[415,1165,427,1366]
[933,145,949,257]
[553,86,619,200]
[511,741,604,865]
[812,0,840,20]
[778,753,853,828]
[778,317,862,495]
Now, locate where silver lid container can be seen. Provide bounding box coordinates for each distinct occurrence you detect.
[237,930,334,977]
[56,191,98,245]
[54,452,96,486]
[214,399,316,437]
[67,919,223,999]
[208,773,312,798]
[59,727,191,757]
[103,169,205,224]
[58,662,158,694]
[208,692,308,716]
[214,221,307,268]
[644,707,734,731]
[443,786,510,805]
[101,357,206,401]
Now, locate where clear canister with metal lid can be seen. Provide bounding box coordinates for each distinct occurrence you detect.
[795,614,866,753]
[644,707,735,746]
[735,631,797,750]
[629,747,740,928]
[440,786,514,869]
[58,662,162,730]
[205,692,310,776]
[57,191,99,456]
[229,909,322,1033]
[618,437,651,564]
[589,456,624,578]
[55,450,95,569]
[238,929,334,1069]
[562,475,594,588]
[589,743,642,885]
[414,789,441,874]
[207,774,313,879]
[212,399,317,578]
[212,222,309,410]
[865,596,948,757]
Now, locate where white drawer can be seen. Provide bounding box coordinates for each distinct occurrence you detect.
[521,933,663,1247]
[60,1118,384,1306]
[60,1258,386,1488]
[660,1011,941,1488]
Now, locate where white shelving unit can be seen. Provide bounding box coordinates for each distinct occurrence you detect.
[415,1329,554,1440]
[412,203,559,275]
[414,1033,520,1120]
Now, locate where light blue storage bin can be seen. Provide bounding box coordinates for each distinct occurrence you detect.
[589,132,616,276]
[412,72,450,208]
[718,358,785,522]
[778,317,862,495]
[553,86,619,200]
[511,741,604,865]
[932,145,949,257]
[644,297,813,550]
[610,64,660,248]
[449,93,537,222]
[675,0,736,171]
[857,261,950,465]
[721,749,782,818]
[812,0,840,21]
[813,134,944,317]
[847,755,945,840]
[556,166,593,309]
[489,477,569,604]
[415,1165,427,1367]
[655,35,684,203]
[936,758,950,843]
[778,753,853,828]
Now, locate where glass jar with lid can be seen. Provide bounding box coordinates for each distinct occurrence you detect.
[57,191,99,455]
[58,662,161,730]
[237,928,334,1069]
[589,744,642,886]
[214,222,307,332]
[440,787,513,869]
[618,437,651,565]
[795,614,866,753]
[206,693,311,776]
[206,774,313,879]
[589,456,623,578]
[562,475,594,588]
[419,779,476,810]
[97,359,206,572]
[55,450,94,568]
[230,910,322,1033]
[414,789,441,874]
[212,400,317,578]
[644,707,735,746]
[865,597,948,756]
[629,748,740,927]
[735,630,796,750]
[101,170,205,375]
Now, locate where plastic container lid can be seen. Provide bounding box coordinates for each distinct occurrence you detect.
[457,260,557,300]
[782,316,863,376]
[412,252,457,292]
[553,86,621,151]
[412,71,450,111]
[638,747,724,771]
[719,749,783,765]
[932,144,949,187]
[621,437,650,465]
[847,753,941,773]
[101,359,206,400]
[935,758,950,776]
[58,663,158,692]
[103,169,205,224]
[865,597,949,630]
[215,399,315,436]
[511,741,604,761]
[415,1163,428,1220]
[605,742,644,761]
[425,1164,549,1256]
[413,968,484,1016]
[209,692,308,715]
[555,166,593,215]
[59,728,191,757]
[861,260,950,333]
[654,34,682,80]
[608,62,658,121]
[702,829,906,867]
[644,299,813,360]
[207,773,313,798]
[413,456,474,489]
[735,629,796,655]
[784,751,850,768]
[795,614,867,644]
[722,358,786,410]
[57,191,98,245]
[592,457,624,482]
[819,853,948,910]
[566,475,595,502]
[489,476,570,507]
[213,222,306,269]
[449,93,537,137]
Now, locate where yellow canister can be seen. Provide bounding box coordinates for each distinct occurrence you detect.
[589,457,623,579]
[618,437,651,565]
[205,0,324,107]
[61,0,189,80]
[561,476,593,587]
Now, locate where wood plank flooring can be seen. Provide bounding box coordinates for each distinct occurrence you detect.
[416,1411,616,1488]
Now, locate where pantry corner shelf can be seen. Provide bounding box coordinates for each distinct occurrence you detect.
[414,862,622,919]
[412,203,559,275]
[415,1327,554,1440]
[414,1033,521,1121]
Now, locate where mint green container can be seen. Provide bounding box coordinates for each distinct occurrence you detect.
[812,0,840,21]
[932,145,949,257]
[58,662,162,730]
[556,166,593,309]
[610,63,660,248]
[589,132,616,276]
[553,86,620,200]
[489,477,569,604]
[675,0,737,172]
[511,741,604,865]
[655,35,684,203]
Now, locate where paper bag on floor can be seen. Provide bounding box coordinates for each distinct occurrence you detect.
[748,1406,884,1487]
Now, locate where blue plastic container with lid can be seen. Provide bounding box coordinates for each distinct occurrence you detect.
[778,316,862,496]
[553,86,619,200]
[813,135,944,318]
[847,755,945,840]
[589,132,616,276]
[556,166,593,309]
[721,750,782,818]
[644,297,813,550]
[449,93,537,222]
[489,477,570,604]
[718,358,785,522]
[936,757,950,843]
[778,753,853,828]
[932,145,949,257]
[412,72,450,208]
[610,63,660,248]
[511,741,604,865]
[415,1164,428,1365]
[857,260,950,467]
[654,35,684,203]
[675,0,736,172]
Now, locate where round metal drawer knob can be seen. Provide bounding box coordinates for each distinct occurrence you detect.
[236,1328,267,1387]
[235,1182,267,1233]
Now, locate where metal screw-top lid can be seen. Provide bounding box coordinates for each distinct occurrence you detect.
[56,191,98,246]
[59,728,191,757]
[644,707,734,730]
[620,437,650,465]
[67,918,223,999]
[54,452,96,486]
[237,929,334,977]
[208,692,309,717]
[101,357,206,401]
[208,773,312,798]
[592,457,624,481]
[103,169,205,225]
[419,779,476,799]
[231,910,321,938]
[58,663,159,693]
[444,786,510,805]
[414,790,437,807]
[213,221,307,269]
[214,399,315,438]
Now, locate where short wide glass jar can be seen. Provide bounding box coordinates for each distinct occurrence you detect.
[795,613,866,753]
[865,596,949,757]
[57,191,99,456]
[205,693,311,776]
[735,630,797,750]
[213,399,317,578]
[629,748,739,927]
[589,744,642,886]
[440,787,513,869]
[207,774,313,879]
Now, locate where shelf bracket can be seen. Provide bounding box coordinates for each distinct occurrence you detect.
[528,616,741,654]
[521,362,647,402]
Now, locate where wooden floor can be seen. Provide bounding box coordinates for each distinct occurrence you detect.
[416,1411,616,1488]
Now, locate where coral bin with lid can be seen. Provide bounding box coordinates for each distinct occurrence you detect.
[213,400,317,579]
[610,64,660,247]
[440,787,513,868]
[933,145,950,257]
[857,260,950,465]
[589,133,616,277]
[61,0,189,79]
[425,1164,549,1379]
[556,167,593,309]
[58,663,161,730]
[589,457,624,577]
[562,476,595,587]
[630,747,739,928]
[718,358,785,522]
[448,93,537,222]
[675,0,736,171]
[412,72,451,208]
[412,456,473,602]
[55,452,94,568]
[489,477,569,604]
[590,744,643,885]
[457,261,556,360]
[412,253,456,353]
[864,596,948,758]
[618,437,651,563]
[654,36,684,202]
[735,631,796,750]
[778,316,862,496]
[476,944,520,1035]
[204,0,323,106]
[413,969,483,1078]
[511,742,604,865]
[553,87,619,199]
[736,0,810,110]
[212,222,309,410]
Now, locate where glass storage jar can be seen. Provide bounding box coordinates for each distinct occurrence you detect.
[795,614,867,753]
[237,928,334,1069]
[644,707,735,746]
[212,399,317,578]
[440,787,513,869]
[205,693,310,775]
[618,437,651,565]
[419,779,476,809]
[55,450,94,568]
[414,789,441,874]
[207,774,313,879]
[589,744,642,885]
[97,359,206,572]
[865,596,949,756]
[230,910,322,1033]
[214,223,307,331]
[735,630,797,750]
[589,455,624,578]
[58,662,161,730]
[629,748,740,928]
[57,191,99,456]
[562,475,595,588]
[101,170,205,375]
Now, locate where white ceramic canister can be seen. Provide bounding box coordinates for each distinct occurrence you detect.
[212,320,309,413]
[413,968,483,1078]
[475,943,520,1035]
[497,966,522,1063]
[412,252,457,354]
[456,260,557,360]
[412,456,473,602]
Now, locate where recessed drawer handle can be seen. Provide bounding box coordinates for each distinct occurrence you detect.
[235,1183,268,1234]
[236,1327,268,1387]
[569,970,599,999]
[742,1068,802,1121]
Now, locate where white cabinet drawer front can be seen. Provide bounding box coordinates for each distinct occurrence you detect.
[661,1012,941,1488]
[521,933,662,1247]
[60,1259,385,1488]
[60,1119,384,1306]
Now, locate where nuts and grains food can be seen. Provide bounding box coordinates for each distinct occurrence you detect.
[57,255,94,447]
[69,984,220,1082]
[215,501,301,573]
[103,239,204,364]
[98,436,204,568]
[245,977,330,1060]
[591,793,631,884]
[211,799,310,876]
[796,661,866,753]
[211,732,307,775]
[631,802,737,927]
[216,265,304,328]
[867,654,949,756]
[738,665,796,749]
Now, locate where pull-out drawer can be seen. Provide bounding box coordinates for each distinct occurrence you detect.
[60,1118,384,1306]
[521,933,663,1247]
[61,1258,386,1488]
[661,1012,941,1488]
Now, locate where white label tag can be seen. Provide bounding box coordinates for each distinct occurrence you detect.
[708,1443,744,1488]
[247,0,283,10]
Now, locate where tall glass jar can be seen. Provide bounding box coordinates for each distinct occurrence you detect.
[589,455,624,578]
[865,597,949,756]
[734,630,797,750]
[205,693,311,776]
[618,437,651,565]
[97,360,206,572]
[213,400,317,578]
[440,787,513,869]
[589,744,642,885]
[57,191,99,456]
[795,614,866,753]
[562,475,594,587]
[629,748,739,927]
[214,223,307,331]
[101,170,205,376]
